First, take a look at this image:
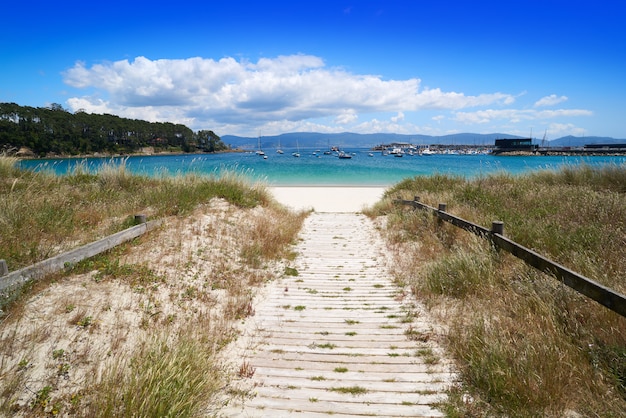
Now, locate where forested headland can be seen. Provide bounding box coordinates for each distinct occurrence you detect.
[0,102,229,157]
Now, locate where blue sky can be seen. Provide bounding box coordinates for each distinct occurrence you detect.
[2,0,625,139]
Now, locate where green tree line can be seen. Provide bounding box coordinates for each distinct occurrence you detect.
[0,102,228,157]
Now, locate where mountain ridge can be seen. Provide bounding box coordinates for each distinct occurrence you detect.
[222,132,625,149]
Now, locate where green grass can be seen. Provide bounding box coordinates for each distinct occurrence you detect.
[328,386,368,396]
[369,164,626,417]
[85,333,223,417]
[0,158,274,273]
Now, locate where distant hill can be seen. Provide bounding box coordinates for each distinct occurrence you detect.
[222,132,523,150]
[546,136,625,147]
[222,132,625,150]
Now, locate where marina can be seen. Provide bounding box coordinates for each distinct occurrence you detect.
[18,149,625,187]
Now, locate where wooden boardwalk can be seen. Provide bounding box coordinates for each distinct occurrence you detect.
[219,213,455,417]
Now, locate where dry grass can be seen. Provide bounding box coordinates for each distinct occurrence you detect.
[0,156,271,272]
[368,163,626,417]
[0,158,307,416]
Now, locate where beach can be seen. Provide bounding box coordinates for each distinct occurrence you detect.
[269,186,387,212]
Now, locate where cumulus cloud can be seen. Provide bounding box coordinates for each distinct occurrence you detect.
[391,111,404,122]
[534,94,568,107]
[63,54,516,134]
[454,108,592,124]
[335,110,358,125]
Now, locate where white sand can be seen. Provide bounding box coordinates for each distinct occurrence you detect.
[269,186,387,212]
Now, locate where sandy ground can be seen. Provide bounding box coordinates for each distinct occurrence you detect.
[269,186,387,212]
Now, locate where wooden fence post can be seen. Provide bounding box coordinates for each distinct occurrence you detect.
[0,260,7,277]
[134,214,147,224]
[491,221,504,235]
[437,203,446,226]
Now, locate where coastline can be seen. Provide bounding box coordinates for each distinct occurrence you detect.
[13,149,246,160]
[269,186,387,212]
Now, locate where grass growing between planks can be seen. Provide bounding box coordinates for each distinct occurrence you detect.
[0,155,307,416]
[367,163,626,417]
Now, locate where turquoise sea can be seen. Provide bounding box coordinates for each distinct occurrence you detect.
[18,148,625,187]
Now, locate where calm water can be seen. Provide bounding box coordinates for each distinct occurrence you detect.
[18,148,625,186]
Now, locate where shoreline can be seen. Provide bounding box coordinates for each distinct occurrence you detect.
[269,186,387,213]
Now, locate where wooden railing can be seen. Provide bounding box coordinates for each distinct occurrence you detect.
[395,197,626,318]
[0,215,161,303]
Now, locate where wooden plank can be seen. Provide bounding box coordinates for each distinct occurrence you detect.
[219,213,455,417]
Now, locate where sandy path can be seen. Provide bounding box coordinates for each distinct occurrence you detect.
[218,212,455,417]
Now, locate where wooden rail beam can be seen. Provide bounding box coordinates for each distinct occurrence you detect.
[0,216,162,299]
[395,198,626,318]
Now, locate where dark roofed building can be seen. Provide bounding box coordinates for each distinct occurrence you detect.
[493,138,538,154]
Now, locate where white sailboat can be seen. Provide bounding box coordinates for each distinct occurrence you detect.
[292,140,300,157]
[276,137,284,154]
[255,136,265,156]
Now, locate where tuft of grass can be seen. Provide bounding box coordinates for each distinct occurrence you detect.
[328,386,368,396]
[310,342,336,350]
[84,333,224,417]
[284,267,299,276]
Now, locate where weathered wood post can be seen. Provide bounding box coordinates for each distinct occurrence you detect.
[413,196,420,209]
[134,214,147,224]
[491,221,504,252]
[0,260,8,277]
[491,221,504,235]
[437,203,446,226]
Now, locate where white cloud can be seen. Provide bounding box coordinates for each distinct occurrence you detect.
[391,111,404,122]
[534,94,568,107]
[454,108,592,124]
[63,54,517,135]
[335,110,358,125]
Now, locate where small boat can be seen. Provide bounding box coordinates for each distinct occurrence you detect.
[338,152,352,159]
[255,135,265,156]
[293,140,300,157]
[276,137,284,154]
[368,153,374,157]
